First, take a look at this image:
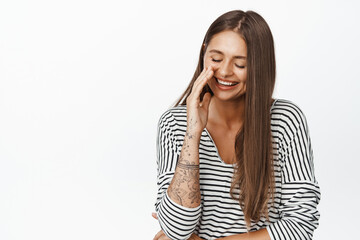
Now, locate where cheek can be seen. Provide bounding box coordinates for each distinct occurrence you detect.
[237,69,247,82]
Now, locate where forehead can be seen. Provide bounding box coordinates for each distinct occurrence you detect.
[207,30,247,56]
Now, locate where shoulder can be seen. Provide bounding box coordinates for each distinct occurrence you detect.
[157,105,187,132]
[271,98,309,133]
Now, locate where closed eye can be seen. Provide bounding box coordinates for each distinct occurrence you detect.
[212,58,245,69]
[235,64,245,69]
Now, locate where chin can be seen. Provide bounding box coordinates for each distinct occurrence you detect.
[218,94,245,102]
[208,83,245,102]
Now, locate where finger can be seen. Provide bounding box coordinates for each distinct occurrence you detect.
[192,67,214,97]
[152,212,158,220]
[191,70,213,97]
[189,233,202,240]
[201,67,214,85]
[193,66,212,89]
[192,67,209,90]
[187,67,213,106]
[198,65,212,80]
[153,230,164,240]
[154,230,171,240]
[160,234,171,240]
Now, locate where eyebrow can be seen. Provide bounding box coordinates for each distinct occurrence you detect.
[209,49,246,59]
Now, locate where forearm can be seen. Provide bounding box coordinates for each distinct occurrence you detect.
[217,228,270,240]
[167,130,201,208]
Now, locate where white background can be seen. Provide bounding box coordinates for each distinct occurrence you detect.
[0,0,359,239]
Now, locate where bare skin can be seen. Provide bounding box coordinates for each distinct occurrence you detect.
[205,101,244,164]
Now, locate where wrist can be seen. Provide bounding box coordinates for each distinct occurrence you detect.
[185,129,202,140]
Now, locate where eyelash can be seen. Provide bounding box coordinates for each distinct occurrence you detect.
[211,58,245,69]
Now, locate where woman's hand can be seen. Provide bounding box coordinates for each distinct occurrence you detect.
[153,230,203,240]
[153,230,204,240]
[152,213,170,240]
[153,229,171,240]
[186,66,214,137]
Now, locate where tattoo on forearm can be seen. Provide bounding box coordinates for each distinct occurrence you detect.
[187,117,198,137]
[167,136,201,206]
[177,162,199,169]
[186,131,193,139]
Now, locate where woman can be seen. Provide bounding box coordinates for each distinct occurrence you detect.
[153,10,320,240]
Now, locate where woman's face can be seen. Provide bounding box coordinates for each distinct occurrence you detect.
[203,30,247,102]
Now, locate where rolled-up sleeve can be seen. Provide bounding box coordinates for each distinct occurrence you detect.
[154,110,201,240]
[267,105,321,240]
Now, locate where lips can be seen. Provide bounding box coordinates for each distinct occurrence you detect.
[214,77,239,86]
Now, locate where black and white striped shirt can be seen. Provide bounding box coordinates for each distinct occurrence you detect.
[155,98,321,240]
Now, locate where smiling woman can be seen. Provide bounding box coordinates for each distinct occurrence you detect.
[153,10,320,240]
[204,30,247,101]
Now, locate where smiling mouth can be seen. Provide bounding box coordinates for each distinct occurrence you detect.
[214,77,239,86]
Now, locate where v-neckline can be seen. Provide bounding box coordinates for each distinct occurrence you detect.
[203,128,236,166]
[203,98,278,167]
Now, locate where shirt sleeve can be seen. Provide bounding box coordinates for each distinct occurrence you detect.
[266,105,321,240]
[154,110,201,240]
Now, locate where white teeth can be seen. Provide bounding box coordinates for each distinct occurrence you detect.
[217,78,238,86]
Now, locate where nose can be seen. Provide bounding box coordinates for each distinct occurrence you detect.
[218,60,233,78]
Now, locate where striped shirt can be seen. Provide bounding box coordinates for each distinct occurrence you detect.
[155,98,321,240]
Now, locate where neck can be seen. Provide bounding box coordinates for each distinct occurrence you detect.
[208,95,245,130]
